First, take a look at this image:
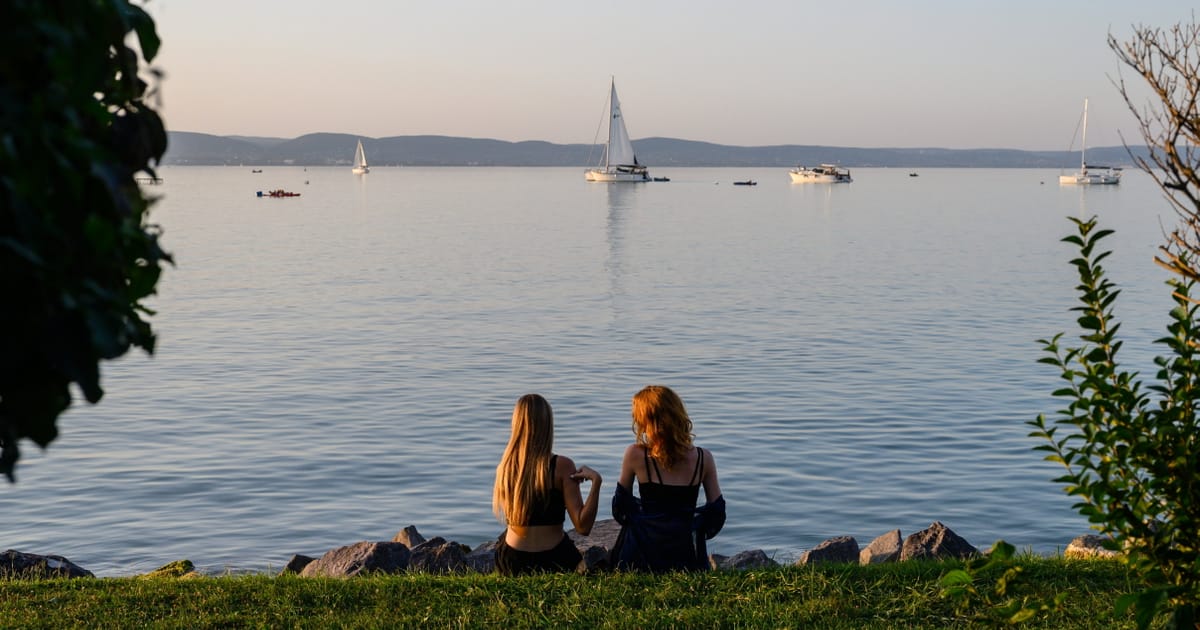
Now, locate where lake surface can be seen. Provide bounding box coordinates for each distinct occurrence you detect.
[1,165,1177,576]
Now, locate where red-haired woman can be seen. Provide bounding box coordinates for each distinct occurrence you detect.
[612,385,725,571]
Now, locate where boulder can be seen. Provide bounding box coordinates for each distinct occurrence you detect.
[717,549,777,570]
[0,550,93,579]
[466,539,499,573]
[798,536,859,565]
[299,541,411,578]
[578,545,611,573]
[408,537,468,573]
[392,525,427,548]
[568,518,622,552]
[900,522,978,561]
[1064,534,1119,560]
[280,554,316,576]
[860,529,903,565]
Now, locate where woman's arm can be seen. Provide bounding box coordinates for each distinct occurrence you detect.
[561,456,602,535]
[617,443,641,489]
[701,448,722,503]
[570,464,602,534]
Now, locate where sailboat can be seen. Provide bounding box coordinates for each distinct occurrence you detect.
[1059,99,1120,185]
[585,79,650,182]
[351,139,369,175]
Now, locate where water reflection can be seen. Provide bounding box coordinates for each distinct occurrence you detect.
[603,183,640,319]
[788,181,846,217]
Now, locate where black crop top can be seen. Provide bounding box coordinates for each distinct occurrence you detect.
[637,447,703,509]
[519,455,566,527]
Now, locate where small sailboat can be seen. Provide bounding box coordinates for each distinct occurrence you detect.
[585,79,650,182]
[351,139,370,175]
[1059,99,1120,185]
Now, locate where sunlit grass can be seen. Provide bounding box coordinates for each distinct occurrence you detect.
[0,557,1136,629]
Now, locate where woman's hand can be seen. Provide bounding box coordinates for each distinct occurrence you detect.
[571,465,601,485]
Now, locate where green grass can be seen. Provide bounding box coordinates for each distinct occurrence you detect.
[0,558,1139,629]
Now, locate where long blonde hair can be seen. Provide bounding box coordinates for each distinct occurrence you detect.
[631,385,694,470]
[493,393,555,525]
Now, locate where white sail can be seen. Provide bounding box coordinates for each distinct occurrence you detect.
[585,79,649,182]
[352,139,369,174]
[606,82,638,167]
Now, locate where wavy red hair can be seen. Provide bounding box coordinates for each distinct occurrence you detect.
[631,385,694,470]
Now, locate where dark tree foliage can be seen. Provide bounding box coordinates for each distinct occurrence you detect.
[0,1,171,482]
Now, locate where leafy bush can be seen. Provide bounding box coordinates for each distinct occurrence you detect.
[1030,217,1200,629]
[0,0,170,482]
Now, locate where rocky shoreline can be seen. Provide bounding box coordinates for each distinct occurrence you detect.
[2,520,1117,580]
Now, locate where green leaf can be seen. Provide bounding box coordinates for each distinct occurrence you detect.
[939,569,973,587]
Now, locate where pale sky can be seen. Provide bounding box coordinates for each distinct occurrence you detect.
[143,0,1192,150]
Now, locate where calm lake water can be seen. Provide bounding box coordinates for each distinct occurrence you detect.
[1,165,1177,576]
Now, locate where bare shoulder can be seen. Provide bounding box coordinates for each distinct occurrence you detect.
[622,443,646,461]
[699,446,717,469]
[555,454,577,474]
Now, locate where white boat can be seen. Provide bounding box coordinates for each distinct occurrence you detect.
[1059,99,1120,185]
[585,79,650,182]
[789,164,852,183]
[351,139,369,175]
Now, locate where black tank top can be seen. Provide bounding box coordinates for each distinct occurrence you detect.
[637,447,703,509]
[521,455,566,526]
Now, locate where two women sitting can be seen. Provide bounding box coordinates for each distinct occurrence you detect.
[492,386,725,575]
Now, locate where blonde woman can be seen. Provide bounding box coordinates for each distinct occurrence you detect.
[493,394,602,575]
[611,385,725,571]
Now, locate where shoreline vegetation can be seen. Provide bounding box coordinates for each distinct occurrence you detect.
[0,557,1137,628]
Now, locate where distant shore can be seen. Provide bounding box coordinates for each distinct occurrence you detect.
[162,130,1149,169]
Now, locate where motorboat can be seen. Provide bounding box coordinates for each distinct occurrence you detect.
[789,164,852,183]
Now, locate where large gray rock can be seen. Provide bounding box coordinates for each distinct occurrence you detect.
[798,536,859,565]
[299,542,411,577]
[568,518,623,572]
[860,529,903,565]
[408,537,468,573]
[717,549,778,570]
[567,518,622,552]
[900,522,978,561]
[0,550,93,579]
[578,544,610,573]
[279,554,316,576]
[1064,534,1119,559]
[392,525,427,548]
[466,539,499,573]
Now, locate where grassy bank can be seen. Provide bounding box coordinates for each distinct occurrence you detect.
[1,558,1137,628]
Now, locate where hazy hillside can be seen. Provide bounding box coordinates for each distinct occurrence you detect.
[161,131,1146,168]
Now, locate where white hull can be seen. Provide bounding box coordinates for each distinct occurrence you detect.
[1059,171,1119,185]
[352,166,369,175]
[789,172,850,183]
[585,168,649,182]
[789,164,852,183]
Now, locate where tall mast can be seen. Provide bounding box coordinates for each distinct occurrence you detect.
[605,77,616,170]
[1081,98,1088,170]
